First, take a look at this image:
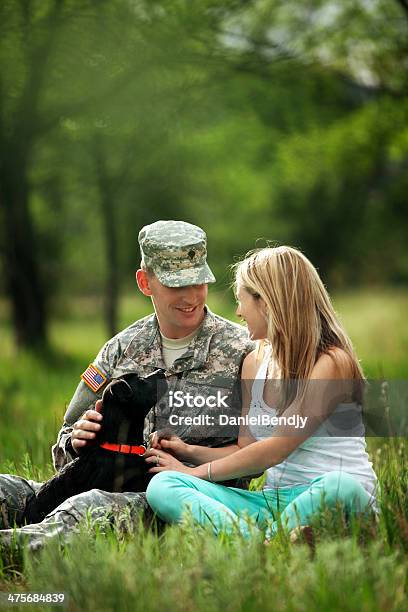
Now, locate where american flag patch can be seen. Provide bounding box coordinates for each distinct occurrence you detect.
[81,364,107,393]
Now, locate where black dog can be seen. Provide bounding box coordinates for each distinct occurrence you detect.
[24,369,167,524]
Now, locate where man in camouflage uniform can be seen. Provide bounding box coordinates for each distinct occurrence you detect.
[0,220,254,553]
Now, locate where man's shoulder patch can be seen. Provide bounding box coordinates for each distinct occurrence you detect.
[81,364,107,393]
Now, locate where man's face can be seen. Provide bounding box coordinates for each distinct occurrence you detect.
[137,270,208,338]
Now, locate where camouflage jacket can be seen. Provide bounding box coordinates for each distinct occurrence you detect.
[52,307,254,471]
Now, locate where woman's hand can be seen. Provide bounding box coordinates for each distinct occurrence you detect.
[144,448,196,476]
[149,432,192,462]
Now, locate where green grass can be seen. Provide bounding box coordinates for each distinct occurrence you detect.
[17,517,408,612]
[0,443,407,612]
[333,289,408,378]
[0,289,407,610]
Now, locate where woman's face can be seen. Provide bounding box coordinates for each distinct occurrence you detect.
[235,283,268,340]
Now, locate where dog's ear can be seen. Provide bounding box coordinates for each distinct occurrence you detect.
[121,370,168,414]
[102,379,134,405]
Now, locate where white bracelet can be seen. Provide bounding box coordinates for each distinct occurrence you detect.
[207,462,213,482]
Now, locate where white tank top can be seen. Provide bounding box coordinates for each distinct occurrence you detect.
[248,347,378,501]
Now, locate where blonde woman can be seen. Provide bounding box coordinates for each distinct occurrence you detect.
[144,247,378,539]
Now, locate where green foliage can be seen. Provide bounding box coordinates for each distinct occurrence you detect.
[269,97,408,285]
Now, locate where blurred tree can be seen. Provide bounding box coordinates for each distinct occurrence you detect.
[221,0,408,285]
[0,0,127,347]
[0,0,260,343]
[0,0,66,347]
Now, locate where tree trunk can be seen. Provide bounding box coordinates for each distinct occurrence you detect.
[101,189,119,338]
[0,150,47,348]
[93,136,119,338]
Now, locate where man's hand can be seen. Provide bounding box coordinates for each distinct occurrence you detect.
[71,400,103,454]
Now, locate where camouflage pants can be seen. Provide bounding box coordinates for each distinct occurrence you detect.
[0,474,151,553]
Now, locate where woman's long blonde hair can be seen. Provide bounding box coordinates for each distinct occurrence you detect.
[234,246,364,411]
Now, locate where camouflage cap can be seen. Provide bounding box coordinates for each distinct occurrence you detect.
[138,220,216,287]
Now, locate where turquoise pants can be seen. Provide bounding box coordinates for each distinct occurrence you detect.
[146,470,374,538]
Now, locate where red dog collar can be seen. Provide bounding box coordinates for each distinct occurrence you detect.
[100,442,146,455]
